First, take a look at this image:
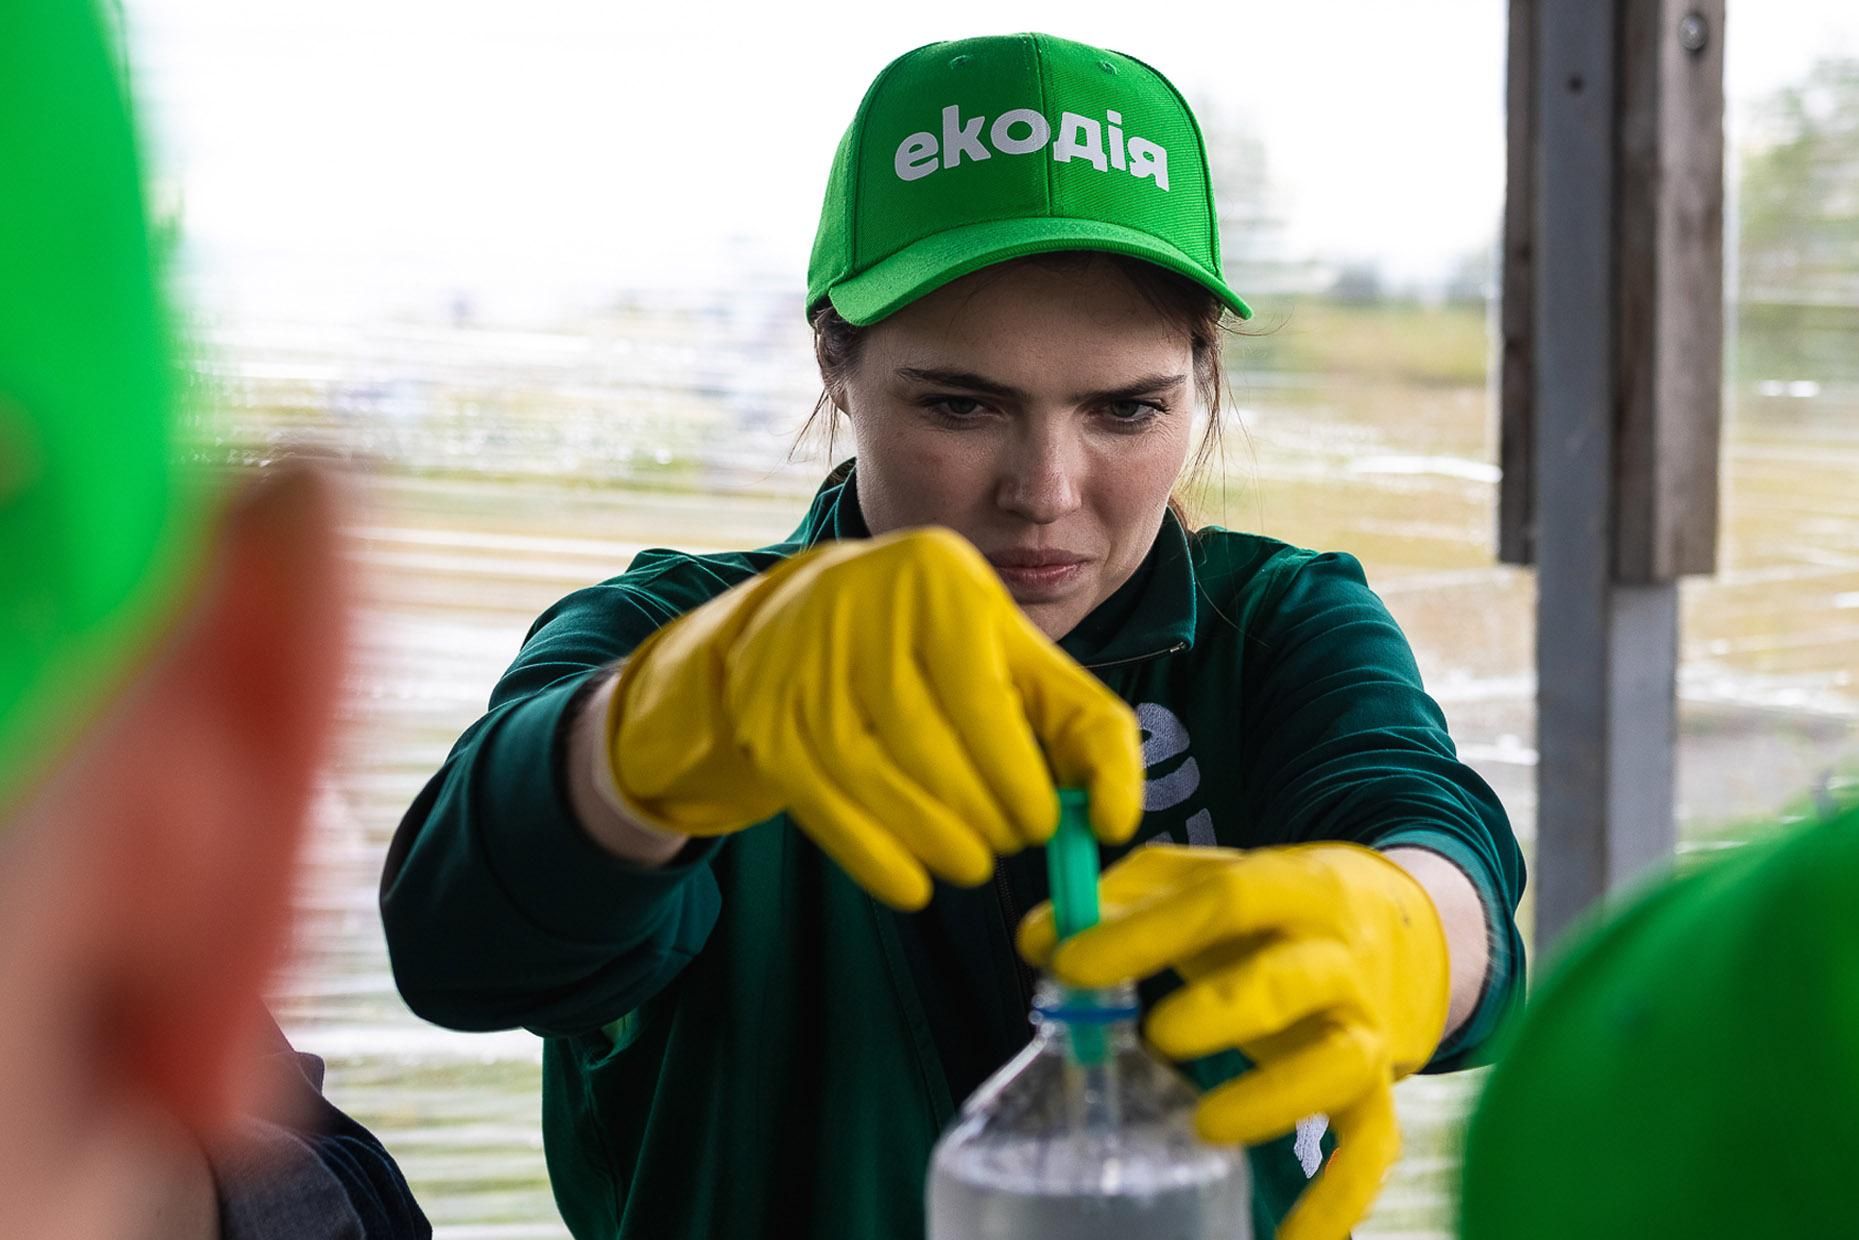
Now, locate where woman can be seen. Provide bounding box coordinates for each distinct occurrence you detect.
[382,32,1525,1240]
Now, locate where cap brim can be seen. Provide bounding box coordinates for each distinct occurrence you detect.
[825,216,1253,326]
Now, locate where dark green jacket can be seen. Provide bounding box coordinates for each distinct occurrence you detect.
[381,464,1526,1239]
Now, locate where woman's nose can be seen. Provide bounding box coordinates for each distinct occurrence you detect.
[995,430,1083,524]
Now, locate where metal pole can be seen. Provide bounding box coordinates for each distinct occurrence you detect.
[1530,0,1682,949]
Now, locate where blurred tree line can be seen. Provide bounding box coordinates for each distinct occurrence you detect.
[1737,56,1859,389]
[1184,57,1859,397]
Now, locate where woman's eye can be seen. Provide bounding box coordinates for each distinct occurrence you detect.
[928,396,985,418]
[1104,399,1160,422]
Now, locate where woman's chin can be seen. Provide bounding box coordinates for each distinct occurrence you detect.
[1013,593,1094,643]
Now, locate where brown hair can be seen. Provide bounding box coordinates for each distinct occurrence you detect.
[800,251,1237,524]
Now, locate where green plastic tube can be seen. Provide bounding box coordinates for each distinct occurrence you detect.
[1047,787,1107,1065]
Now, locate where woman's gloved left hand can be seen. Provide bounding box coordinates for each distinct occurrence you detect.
[1017,842,1450,1240]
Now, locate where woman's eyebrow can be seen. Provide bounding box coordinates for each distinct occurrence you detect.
[895,367,1029,401]
[1075,373,1189,403]
[895,366,1188,404]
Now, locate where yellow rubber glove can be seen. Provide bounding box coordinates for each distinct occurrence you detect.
[1018,843,1450,1240]
[607,527,1144,909]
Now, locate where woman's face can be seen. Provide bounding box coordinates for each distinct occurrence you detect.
[841,260,1197,641]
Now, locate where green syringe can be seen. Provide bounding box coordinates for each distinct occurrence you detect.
[1046,787,1108,1065]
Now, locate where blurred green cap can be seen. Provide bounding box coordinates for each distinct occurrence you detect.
[0,0,203,812]
[1460,798,1859,1238]
[806,32,1252,326]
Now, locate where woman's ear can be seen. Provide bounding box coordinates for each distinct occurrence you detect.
[814,352,851,418]
[812,309,867,419]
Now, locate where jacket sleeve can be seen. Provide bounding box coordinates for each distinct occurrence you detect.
[1239,549,1527,1070]
[212,1010,431,1240]
[379,581,725,1038]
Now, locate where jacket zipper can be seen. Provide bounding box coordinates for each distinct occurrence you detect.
[1083,639,1188,673]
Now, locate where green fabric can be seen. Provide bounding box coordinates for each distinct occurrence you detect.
[0,0,202,810]
[382,464,1525,1240]
[806,32,1253,326]
[1460,800,1859,1239]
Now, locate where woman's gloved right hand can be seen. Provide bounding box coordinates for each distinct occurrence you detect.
[606,527,1143,909]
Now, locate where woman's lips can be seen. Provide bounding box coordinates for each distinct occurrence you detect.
[986,552,1091,596]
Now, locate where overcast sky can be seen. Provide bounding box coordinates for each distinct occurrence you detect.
[121,0,1858,323]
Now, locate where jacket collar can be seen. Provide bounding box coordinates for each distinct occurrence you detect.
[791,462,1198,668]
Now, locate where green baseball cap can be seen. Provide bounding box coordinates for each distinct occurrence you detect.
[807,32,1254,326]
[1460,799,1859,1238]
[0,0,205,812]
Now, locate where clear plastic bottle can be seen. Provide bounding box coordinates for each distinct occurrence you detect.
[927,978,1252,1240]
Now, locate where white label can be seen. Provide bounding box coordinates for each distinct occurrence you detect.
[941,104,990,168]
[1126,136,1169,191]
[889,103,1170,191]
[894,131,939,182]
[1052,111,1109,172]
[989,108,1050,156]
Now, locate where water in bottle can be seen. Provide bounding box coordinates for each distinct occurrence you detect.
[926,979,1252,1240]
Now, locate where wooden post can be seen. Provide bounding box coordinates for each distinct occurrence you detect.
[1499,0,1725,949]
[1498,0,1537,567]
[1616,0,1726,582]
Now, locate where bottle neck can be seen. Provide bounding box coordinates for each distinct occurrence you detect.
[1029,977,1141,1040]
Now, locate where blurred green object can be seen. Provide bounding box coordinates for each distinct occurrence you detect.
[1460,797,1859,1238]
[0,0,203,811]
